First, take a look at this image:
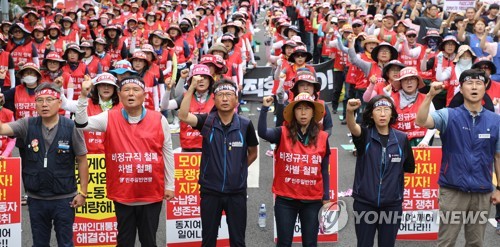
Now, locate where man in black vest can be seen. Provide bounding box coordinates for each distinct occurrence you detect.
[0,83,88,247]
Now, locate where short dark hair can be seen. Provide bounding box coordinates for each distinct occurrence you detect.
[362,95,398,128]
[35,83,62,94]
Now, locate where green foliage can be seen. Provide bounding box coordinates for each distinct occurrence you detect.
[11,0,26,8]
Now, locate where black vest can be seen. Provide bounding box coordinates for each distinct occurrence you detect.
[22,117,77,197]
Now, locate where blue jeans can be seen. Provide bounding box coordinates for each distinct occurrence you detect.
[27,197,75,247]
[274,196,323,247]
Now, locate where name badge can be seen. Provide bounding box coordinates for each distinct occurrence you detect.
[478,134,490,139]
[391,157,401,163]
[231,142,243,147]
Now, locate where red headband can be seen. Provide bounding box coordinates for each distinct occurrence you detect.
[35,89,61,99]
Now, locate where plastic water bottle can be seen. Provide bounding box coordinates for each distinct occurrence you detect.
[258,204,267,228]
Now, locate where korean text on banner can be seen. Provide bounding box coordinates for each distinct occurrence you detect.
[273,148,338,243]
[166,153,230,247]
[397,147,442,240]
[443,0,476,13]
[0,158,21,247]
[74,154,117,247]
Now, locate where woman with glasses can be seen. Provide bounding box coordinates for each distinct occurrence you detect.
[346,95,415,247]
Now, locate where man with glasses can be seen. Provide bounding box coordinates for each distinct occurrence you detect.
[410,3,443,43]
[179,78,258,247]
[0,83,89,247]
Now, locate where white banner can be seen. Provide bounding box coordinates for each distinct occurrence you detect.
[443,0,476,13]
[0,224,21,247]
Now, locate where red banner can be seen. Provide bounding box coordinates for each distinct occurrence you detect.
[166,152,229,246]
[273,148,339,243]
[0,158,22,246]
[397,147,442,240]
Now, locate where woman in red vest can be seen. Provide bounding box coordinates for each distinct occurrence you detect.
[46,23,65,57]
[387,67,437,147]
[104,25,129,61]
[81,41,103,79]
[59,73,121,154]
[94,38,112,73]
[161,64,215,152]
[148,30,175,81]
[6,23,40,72]
[31,24,49,58]
[259,92,330,247]
[0,69,15,156]
[221,33,244,86]
[0,34,16,91]
[62,43,89,100]
[436,45,475,107]
[60,16,79,44]
[1,63,41,119]
[129,51,159,111]
[40,52,66,84]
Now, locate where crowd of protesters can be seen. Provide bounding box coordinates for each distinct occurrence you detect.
[0,0,499,246]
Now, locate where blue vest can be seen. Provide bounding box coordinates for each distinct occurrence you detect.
[491,43,500,82]
[199,109,251,193]
[22,117,77,197]
[469,34,492,58]
[438,105,499,193]
[353,127,409,207]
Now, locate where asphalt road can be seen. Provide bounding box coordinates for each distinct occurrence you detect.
[19,9,500,247]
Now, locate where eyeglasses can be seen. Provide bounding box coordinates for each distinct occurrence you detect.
[295,53,307,58]
[215,92,236,98]
[353,24,362,28]
[35,97,58,104]
[406,35,417,38]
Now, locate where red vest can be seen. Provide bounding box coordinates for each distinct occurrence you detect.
[51,38,65,57]
[418,48,436,80]
[0,108,14,155]
[445,66,460,106]
[0,51,12,88]
[62,62,87,100]
[369,63,387,95]
[7,40,35,70]
[273,127,328,200]
[142,70,157,110]
[353,53,373,89]
[156,48,170,71]
[333,47,348,71]
[180,94,214,149]
[487,80,500,104]
[86,57,101,78]
[399,43,422,67]
[273,35,285,56]
[108,37,126,61]
[14,85,37,119]
[104,109,165,203]
[84,99,122,154]
[33,39,50,59]
[97,54,112,72]
[173,37,188,64]
[392,92,427,140]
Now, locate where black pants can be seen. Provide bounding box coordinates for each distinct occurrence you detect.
[114,201,163,247]
[331,70,346,112]
[353,200,402,247]
[200,191,247,247]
